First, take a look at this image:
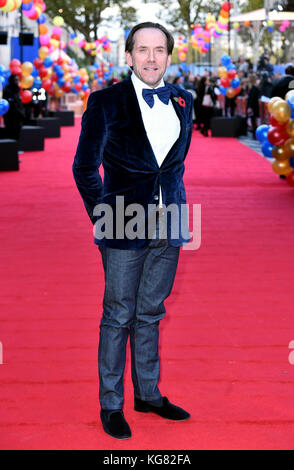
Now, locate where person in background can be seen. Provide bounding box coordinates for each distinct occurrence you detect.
[271,63,294,99]
[3,74,25,141]
[200,77,217,136]
[247,74,260,140]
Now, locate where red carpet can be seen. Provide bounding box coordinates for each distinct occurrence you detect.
[1,119,294,450]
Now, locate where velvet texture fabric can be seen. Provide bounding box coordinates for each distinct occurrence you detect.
[73,76,193,249]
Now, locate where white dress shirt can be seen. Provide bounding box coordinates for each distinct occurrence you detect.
[131,72,181,206]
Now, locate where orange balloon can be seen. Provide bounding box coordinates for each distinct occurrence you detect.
[39,25,48,35]
[217,66,227,78]
[55,88,64,98]
[268,96,283,113]
[244,21,251,27]
[283,138,294,157]
[272,159,292,175]
[20,75,34,89]
[271,100,291,123]
[21,61,33,77]
[272,145,291,161]
[286,120,294,138]
[226,87,236,98]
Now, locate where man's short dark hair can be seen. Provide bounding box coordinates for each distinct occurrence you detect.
[285,64,294,76]
[125,22,174,55]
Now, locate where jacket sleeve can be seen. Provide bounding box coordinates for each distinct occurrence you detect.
[72,92,107,225]
[183,91,193,160]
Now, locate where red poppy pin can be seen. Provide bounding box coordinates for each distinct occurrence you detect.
[173,96,186,107]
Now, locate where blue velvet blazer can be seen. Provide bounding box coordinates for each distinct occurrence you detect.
[72,76,193,249]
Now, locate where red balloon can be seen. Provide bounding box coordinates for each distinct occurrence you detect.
[222,1,232,11]
[10,66,22,76]
[220,77,230,87]
[74,82,82,91]
[33,58,43,69]
[9,59,21,70]
[21,90,33,104]
[227,69,236,80]
[41,79,52,91]
[39,66,48,78]
[57,57,64,65]
[267,126,289,146]
[286,170,294,187]
[269,115,287,128]
[62,82,71,93]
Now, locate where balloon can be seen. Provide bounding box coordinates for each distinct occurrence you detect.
[53,15,64,27]
[271,100,291,123]
[290,157,294,168]
[286,120,294,137]
[222,2,232,12]
[41,78,52,90]
[256,124,270,143]
[285,90,294,101]
[272,145,291,161]
[221,54,231,66]
[226,86,235,98]
[20,90,33,103]
[0,98,9,116]
[269,115,287,127]
[227,69,236,80]
[283,138,294,157]
[21,61,33,77]
[261,140,274,158]
[267,96,283,113]
[217,66,227,78]
[9,58,21,70]
[220,77,230,87]
[267,126,289,146]
[43,56,53,68]
[55,88,64,97]
[39,24,48,35]
[272,159,292,175]
[231,77,240,88]
[286,171,294,186]
[39,46,49,60]
[20,75,34,89]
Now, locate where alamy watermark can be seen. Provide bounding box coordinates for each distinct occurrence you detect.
[92,197,201,250]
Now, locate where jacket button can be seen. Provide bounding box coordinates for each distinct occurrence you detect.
[154,195,159,201]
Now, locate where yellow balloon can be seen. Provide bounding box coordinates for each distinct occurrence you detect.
[20,75,34,89]
[21,61,33,77]
[268,96,283,113]
[1,0,14,12]
[39,46,49,60]
[272,159,292,175]
[217,66,227,78]
[286,120,294,138]
[271,100,291,123]
[53,16,64,27]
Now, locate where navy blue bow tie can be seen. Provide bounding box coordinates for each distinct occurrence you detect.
[142,86,171,108]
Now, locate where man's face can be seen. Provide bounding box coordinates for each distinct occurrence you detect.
[126,28,171,88]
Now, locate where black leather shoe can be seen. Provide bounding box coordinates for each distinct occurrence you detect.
[100,410,131,439]
[134,396,190,421]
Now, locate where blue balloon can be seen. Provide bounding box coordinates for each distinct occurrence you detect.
[221,54,231,67]
[70,32,77,39]
[22,1,33,10]
[33,77,42,89]
[57,78,65,87]
[0,98,9,116]
[0,64,6,75]
[219,85,227,96]
[73,75,81,83]
[231,77,240,89]
[256,124,270,143]
[290,157,294,168]
[82,83,89,90]
[261,139,274,158]
[38,13,46,24]
[227,63,236,71]
[43,57,53,68]
[31,65,38,77]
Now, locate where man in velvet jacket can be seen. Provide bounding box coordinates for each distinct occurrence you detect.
[73,22,193,440]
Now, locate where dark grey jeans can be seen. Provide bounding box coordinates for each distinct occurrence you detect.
[98,233,180,410]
